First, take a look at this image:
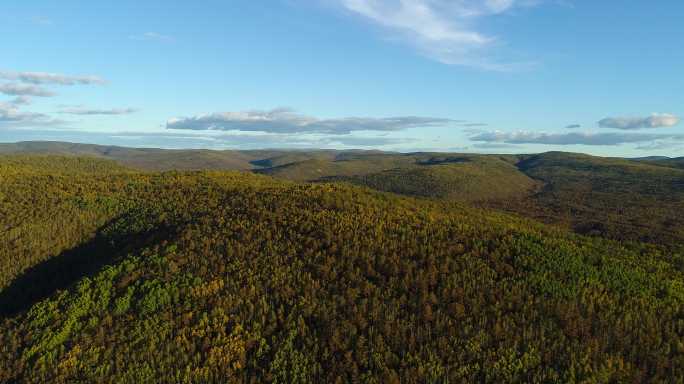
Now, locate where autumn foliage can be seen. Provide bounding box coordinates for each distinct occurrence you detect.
[0,156,683,383]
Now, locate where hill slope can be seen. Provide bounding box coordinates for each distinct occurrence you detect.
[651,157,684,170]
[499,152,684,245]
[3,142,683,247]
[1,156,684,383]
[331,155,539,202]
[255,153,416,181]
[265,150,684,246]
[0,141,273,171]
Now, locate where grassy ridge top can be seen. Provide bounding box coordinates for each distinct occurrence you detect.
[1,156,683,382]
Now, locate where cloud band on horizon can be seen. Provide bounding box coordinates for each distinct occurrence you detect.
[166,108,456,134]
[598,113,680,130]
[0,83,55,97]
[58,107,138,115]
[470,130,684,146]
[0,70,106,86]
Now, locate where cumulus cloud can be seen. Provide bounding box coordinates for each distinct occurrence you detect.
[334,0,541,69]
[0,70,106,85]
[0,70,116,128]
[129,32,174,43]
[58,107,138,115]
[470,130,684,146]
[167,108,454,134]
[598,113,680,130]
[0,110,48,124]
[0,102,62,126]
[0,83,55,97]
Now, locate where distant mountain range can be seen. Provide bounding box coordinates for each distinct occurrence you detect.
[2,140,682,171]
[2,140,684,247]
[1,151,684,382]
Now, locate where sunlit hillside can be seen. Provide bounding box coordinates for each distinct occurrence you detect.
[1,156,684,383]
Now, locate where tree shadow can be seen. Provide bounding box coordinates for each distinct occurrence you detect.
[0,219,167,318]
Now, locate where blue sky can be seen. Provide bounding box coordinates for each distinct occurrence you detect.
[1,0,683,156]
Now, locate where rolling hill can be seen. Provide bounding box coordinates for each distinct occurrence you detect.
[0,141,270,171]
[327,155,539,202]
[1,155,684,382]
[3,141,684,248]
[653,157,684,170]
[501,152,684,245]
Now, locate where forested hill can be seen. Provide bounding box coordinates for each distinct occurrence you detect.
[3,142,684,248]
[1,155,684,383]
[0,141,350,171]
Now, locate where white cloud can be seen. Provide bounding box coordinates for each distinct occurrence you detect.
[0,102,61,126]
[167,108,454,134]
[598,113,680,130]
[334,0,541,69]
[0,128,416,150]
[470,130,684,146]
[0,71,106,85]
[341,0,491,44]
[0,70,120,127]
[0,83,55,97]
[58,107,138,115]
[484,0,516,13]
[0,70,112,128]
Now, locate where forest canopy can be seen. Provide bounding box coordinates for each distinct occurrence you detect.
[0,155,683,383]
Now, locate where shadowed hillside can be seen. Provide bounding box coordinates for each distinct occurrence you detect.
[496,152,684,246]
[1,155,684,383]
[645,157,684,170]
